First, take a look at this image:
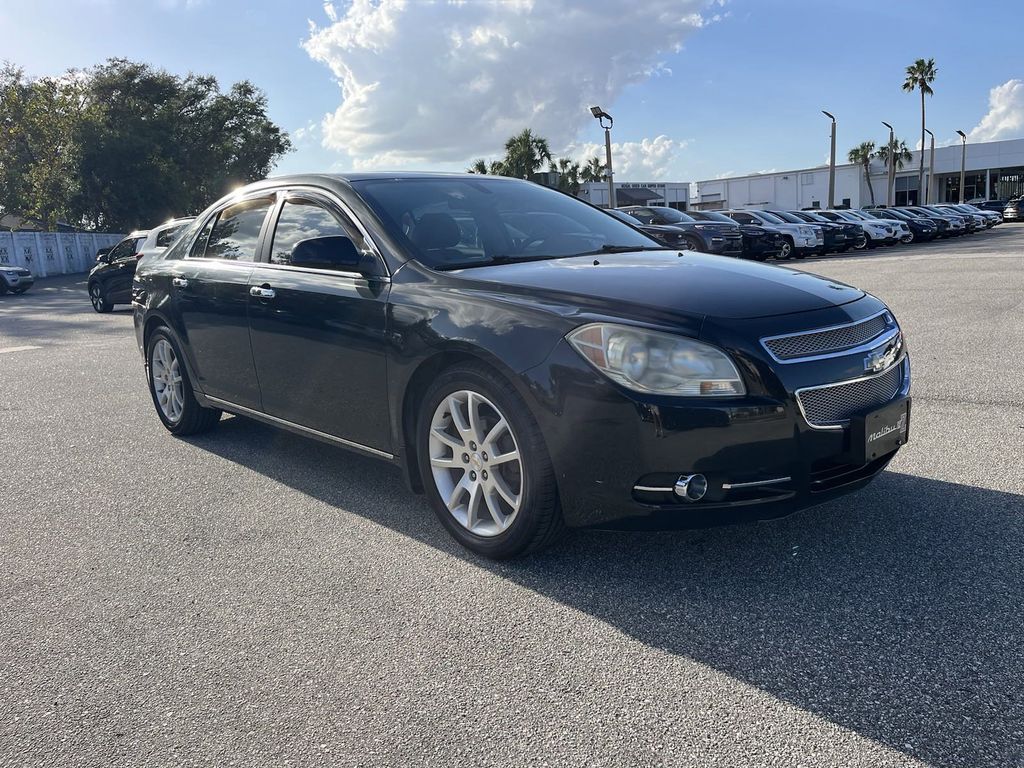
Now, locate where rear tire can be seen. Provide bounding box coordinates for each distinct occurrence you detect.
[416,362,565,559]
[146,327,221,436]
[89,282,112,313]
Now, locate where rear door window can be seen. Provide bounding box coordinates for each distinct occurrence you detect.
[199,197,275,262]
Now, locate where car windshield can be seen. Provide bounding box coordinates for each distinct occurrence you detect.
[797,211,829,222]
[351,177,663,269]
[845,211,872,220]
[647,207,696,223]
[691,211,735,224]
[754,211,786,224]
[767,210,802,223]
[607,209,641,225]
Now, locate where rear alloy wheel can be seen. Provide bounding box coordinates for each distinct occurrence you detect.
[417,364,563,558]
[146,328,221,435]
[89,283,112,313]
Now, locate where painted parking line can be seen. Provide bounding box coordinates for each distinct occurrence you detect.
[0,345,42,354]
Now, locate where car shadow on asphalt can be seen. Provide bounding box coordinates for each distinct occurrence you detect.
[187,413,1024,768]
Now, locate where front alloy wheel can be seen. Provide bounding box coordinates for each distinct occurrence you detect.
[778,239,793,259]
[417,364,564,558]
[428,390,522,537]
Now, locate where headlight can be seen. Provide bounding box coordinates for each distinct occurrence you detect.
[567,323,746,396]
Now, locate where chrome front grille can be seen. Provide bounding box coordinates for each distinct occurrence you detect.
[797,361,904,427]
[763,312,891,361]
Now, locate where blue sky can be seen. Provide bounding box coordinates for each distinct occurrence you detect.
[3,0,1022,182]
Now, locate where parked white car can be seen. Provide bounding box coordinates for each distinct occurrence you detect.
[137,217,195,260]
[846,209,912,243]
[722,210,822,259]
[818,210,898,247]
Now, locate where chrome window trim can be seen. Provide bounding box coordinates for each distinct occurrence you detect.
[249,261,391,283]
[183,190,278,265]
[760,309,895,364]
[205,396,394,460]
[794,355,908,431]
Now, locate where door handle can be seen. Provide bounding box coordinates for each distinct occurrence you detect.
[171,277,189,288]
[250,285,276,299]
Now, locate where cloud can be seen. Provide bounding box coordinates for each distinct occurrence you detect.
[568,135,688,180]
[968,79,1024,142]
[303,0,717,168]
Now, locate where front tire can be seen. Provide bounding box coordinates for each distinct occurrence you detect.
[146,328,221,436]
[89,282,112,313]
[778,238,794,260]
[416,363,564,558]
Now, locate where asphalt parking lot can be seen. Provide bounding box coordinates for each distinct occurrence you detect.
[2,227,1023,767]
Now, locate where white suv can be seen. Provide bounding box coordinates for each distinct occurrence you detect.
[138,217,195,260]
[723,209,822,259]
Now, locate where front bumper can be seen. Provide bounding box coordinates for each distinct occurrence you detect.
[706,234,744,257]
[522,300,910,529]
[1,273,34,290]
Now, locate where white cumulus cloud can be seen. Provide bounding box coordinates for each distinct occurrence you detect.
[968,79,1024,142]
[303,0,716,168]
[568,135,688,180]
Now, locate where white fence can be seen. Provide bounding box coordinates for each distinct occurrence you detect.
[0,231,125,276]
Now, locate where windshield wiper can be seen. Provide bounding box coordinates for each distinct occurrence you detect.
[583,244,676,255]
[433,244,673,271]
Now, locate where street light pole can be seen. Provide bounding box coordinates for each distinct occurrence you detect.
[590,106,616,209]
[956,130,967,204]
[881,121,895,207]
[822,110,836,209]
[924,128,935,204]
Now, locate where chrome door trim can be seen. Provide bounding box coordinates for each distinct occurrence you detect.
[205,396,394,460]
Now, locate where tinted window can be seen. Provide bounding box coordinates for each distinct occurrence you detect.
[201,198,274,262]
[351,177,655,269]
[156,224,187,248]
[728,212,755,224]
[648,207,695,223]
[767,211,802,223]
[270,199,370,266]
[108,238,137,262]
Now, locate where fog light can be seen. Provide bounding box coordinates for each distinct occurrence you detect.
[674,474,708,502]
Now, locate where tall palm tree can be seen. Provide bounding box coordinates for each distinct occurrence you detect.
[848,141,877,205]
[902,58,937,202]
[876,138,914,172]
[580,156,606,183]
[467,158,503,175]
[549,157,581,195]
[501,128,552,179]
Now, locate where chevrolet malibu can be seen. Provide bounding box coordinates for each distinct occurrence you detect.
[133,174,911,558]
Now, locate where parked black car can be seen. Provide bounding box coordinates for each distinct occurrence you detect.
[895,207,951,237]
[789,210,867,252]
[975,200,1008,213]
[687,210,784,261]
[1003,198,1024,222]
[133,174,911,558]
[0,265,34,294]
[617,205,744,257]
[864,209,938,242]
[606,209,696,250]
[88,231,148,312]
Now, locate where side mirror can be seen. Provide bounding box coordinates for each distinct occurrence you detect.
[289,235,365,272]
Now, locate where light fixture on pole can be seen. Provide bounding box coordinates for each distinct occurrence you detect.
[956,130,967,204]
[822,110,836,209]
[881,121,895,207]
[924,128,935,204]
[590,106,616,209]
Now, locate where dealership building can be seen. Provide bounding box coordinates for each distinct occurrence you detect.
[690,137,1024,211]
[578,181,690,209]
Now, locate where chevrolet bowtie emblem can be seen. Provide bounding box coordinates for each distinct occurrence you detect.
[864,335,902,374]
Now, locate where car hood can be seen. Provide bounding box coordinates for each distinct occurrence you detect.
[455,251,864,321]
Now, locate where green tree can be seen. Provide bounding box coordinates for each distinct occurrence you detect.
[501,128,552,180]
[549,157,581,195]
[580,156,606,183]
[902,58,937,202]
[467,158,503,175]
[0,65,83,228]
[848,141,877,206]
[877,138,914,172]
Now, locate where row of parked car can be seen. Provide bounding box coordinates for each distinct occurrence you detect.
[611,201,1006,261]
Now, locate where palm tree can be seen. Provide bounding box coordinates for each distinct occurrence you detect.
[902,58,937,201]
[467,158,503,175]
[501,128,552,179]
[580,156,606,183]
[876,138,914,172]
[848,141,877,205]
[549,157,581,195]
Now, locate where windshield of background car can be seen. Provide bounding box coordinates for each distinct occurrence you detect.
[834,211,861,222]
[351,177,659,269]
[767,211,802,223]
[649,207,695,223]
[156,224,188,248]
[798,211,829,223]
[694,211,735,224]
[756,211,786,224]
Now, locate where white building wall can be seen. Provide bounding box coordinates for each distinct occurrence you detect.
[579,181,690,209]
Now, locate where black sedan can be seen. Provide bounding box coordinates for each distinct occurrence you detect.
[617,205,744,257]
[133,174,911,558]
[606,208,697,250]
[687,210,784,261]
